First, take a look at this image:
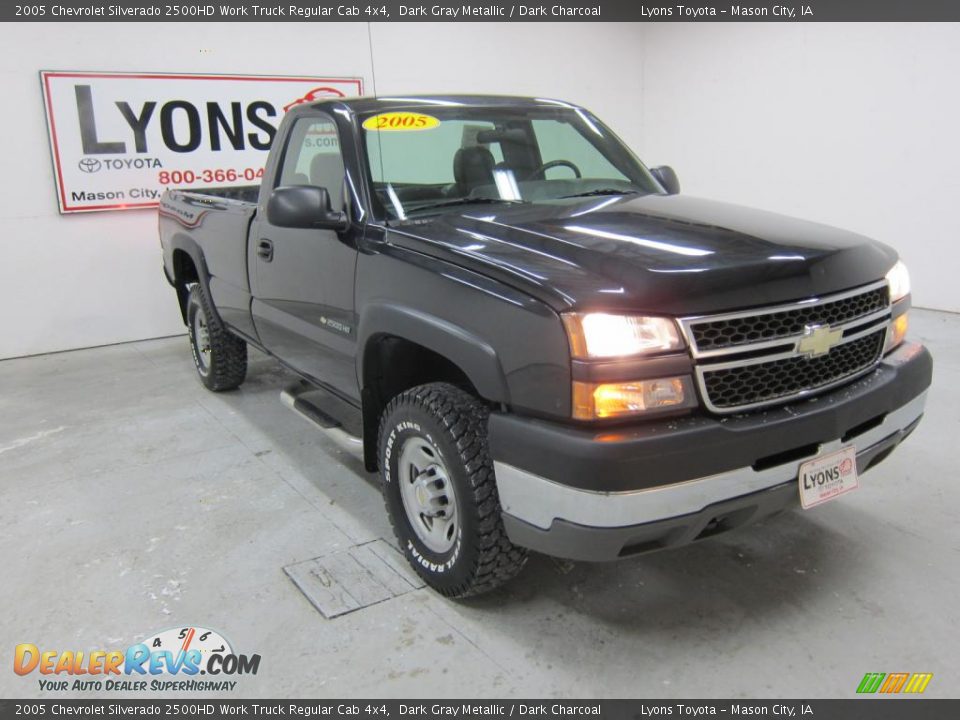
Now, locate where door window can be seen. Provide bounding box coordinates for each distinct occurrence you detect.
[279,116,345,209]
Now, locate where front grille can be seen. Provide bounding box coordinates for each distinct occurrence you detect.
[680,281,893,413]
[690,285,889,352]
[701,329,885,410]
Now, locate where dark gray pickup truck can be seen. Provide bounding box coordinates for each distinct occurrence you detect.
[160,95,931,597]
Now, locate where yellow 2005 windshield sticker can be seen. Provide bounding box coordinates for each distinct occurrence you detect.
[362,112,440,132]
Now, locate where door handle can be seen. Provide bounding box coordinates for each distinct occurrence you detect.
[257,239,274,262]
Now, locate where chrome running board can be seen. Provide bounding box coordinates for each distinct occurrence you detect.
[280,383,364,462]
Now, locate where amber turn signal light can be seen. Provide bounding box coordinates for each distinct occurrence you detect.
[572,377,688,420]
[885,313,909,354]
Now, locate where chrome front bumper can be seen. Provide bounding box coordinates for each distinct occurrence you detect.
[496,391,926,535]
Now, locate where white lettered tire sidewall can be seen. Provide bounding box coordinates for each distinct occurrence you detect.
[381,408,470,591]
[378,382,527,598]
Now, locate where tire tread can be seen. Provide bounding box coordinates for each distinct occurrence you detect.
[188,284,247,392]
[379,382,527,598]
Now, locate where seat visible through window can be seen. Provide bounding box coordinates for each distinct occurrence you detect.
[452,145,495,197]
[310,153,345,209]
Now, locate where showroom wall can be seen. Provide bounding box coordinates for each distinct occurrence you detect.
[2,22,956,359]
[0,23,373,359]
[639,22,960,314]
[0,22,644,359]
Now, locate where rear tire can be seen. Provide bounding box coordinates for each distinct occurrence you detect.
[378,382,527,598]
[186,283,247,392]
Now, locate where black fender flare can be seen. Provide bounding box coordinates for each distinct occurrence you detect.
[357,303,510,405]
[166,234,218,326]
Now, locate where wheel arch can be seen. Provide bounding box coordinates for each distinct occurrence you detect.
[357,304,510,471]
[167,236,216,326]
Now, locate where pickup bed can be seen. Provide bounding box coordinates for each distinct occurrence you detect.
[160,95,931,597]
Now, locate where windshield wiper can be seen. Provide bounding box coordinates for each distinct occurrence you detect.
[560,188,642,199]
[409,197,530,213]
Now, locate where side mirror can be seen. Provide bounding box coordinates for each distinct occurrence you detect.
[267,186,349,231]
[650,166,680,195]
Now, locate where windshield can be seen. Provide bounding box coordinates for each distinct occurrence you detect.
[361,104,663,220]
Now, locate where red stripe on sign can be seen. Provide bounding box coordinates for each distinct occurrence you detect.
[41,72,363,90]
[65,202,160,213]
[42,72,68,213]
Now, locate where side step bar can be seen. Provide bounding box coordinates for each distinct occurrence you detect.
[280,383,364,462]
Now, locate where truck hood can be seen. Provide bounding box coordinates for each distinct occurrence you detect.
[386,194,897,315]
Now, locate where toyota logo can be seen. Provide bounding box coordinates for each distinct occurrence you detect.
[78,158,101,173]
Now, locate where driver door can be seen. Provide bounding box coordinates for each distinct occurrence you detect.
[249,113,360,401]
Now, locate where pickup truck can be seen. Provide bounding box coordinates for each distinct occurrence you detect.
[160,95,932,598]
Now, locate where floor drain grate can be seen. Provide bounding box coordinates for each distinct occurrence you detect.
[284,539,424,619]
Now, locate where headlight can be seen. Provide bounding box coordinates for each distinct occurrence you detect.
[562,313,684,359]
[886,260,910,303]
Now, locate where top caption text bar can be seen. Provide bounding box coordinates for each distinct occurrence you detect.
[7,0,960,23]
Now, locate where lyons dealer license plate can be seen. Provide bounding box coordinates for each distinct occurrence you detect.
[798,446,859,509]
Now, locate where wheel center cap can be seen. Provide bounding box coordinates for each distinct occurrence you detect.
[416,486,428,507]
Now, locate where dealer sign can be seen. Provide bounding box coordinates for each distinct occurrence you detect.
[40,71,363,213]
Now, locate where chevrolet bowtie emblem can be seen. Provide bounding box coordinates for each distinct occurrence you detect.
[797,324,844,357]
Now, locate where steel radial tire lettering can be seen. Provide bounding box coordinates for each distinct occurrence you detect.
[378,382,527,598]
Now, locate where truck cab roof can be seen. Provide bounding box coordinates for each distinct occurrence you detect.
[292,94,582,115]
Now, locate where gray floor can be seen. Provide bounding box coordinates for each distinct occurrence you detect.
[2,309,957,699]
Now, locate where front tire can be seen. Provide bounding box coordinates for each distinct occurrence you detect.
[186,283,247,392]
[378,383,527,598]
